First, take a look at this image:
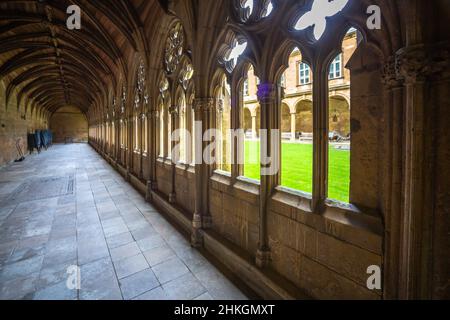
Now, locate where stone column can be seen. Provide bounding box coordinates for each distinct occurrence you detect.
[126,116,132,181]
[168,105,178,203]
[251,114,257,139]
[395,43,449,299]
[312,65,329,212]
[139,113,144,179]
[255,83,280,268]
[149,109,158,191]
[191,98,214,247]
[381,57,405,299]
[145,110,154,201]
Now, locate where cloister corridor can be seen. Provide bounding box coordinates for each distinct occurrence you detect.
[0,144,248,300]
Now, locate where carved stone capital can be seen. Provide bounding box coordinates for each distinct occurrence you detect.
[396,43,450,83]
[193,98,214,113]
[382,56,403,88]
[169,105,178,115]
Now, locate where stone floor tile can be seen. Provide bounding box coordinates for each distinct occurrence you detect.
[77,239,110,266]
[142,244,176,267]
[110,242,140,262]
[0,255,44,282]
[0,273,38,300]
[162,273,207,300]
[194,292,214,300]
[151,257,189,284]
[37,259,77,290]
[80,257,122,300]
[33,281,77,300]
[113,254,149,279]
[195,268,248,300]
[106,232,134,249]
[133,286,169,300]
[119,269,159,300]
[103,224,129,238]
[137,234,166,252]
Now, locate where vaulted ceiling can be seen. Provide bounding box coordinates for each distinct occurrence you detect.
[0,0,165,115]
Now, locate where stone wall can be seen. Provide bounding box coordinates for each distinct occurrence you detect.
[50,106,88,143]
[267,193,382,299]
[0,81,48,167]
[209,176,260,256]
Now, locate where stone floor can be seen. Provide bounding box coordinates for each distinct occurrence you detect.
[0,144,248,300]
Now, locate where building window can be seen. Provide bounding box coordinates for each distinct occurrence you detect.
[329,54,342,79]
[298,62,311,85]
[280,73,286,88]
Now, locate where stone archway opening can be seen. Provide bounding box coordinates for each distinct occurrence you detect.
[50,106,88,143]
[329,96,350,137]
[295,99,313,138]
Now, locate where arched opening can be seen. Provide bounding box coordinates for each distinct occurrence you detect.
[329,96,350,137]
[242,64,260,180]
[243,107,252,134]
[279,47,313,194]
[178,93,187,162]
[295,100,313,135]
[50,106,88,143]
[281,103,291,136]
[327,27,360,203]
[215,74,232,172]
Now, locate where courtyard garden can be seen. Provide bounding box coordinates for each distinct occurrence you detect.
[243,141,350,203]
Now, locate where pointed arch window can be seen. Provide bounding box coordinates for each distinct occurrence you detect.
[327,28,359,203]
[280,47,313,194]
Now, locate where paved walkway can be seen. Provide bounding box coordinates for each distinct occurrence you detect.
[0,144,247,300]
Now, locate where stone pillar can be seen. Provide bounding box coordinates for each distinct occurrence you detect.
[312,65,329,212]
[395,43,449,299]
[191,98,214,247]
[255,83,280,268]
[139,113,144,179]
[290,112,296,141]
[149,109,158,191]
[126,117,132,181]
[381,57,405,299]
[251,115,257,139]
[168,105,178,204]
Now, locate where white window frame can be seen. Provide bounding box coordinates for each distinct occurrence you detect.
[329,54,343,79]
[298,62,311,85]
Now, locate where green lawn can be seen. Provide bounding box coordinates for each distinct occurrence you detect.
[243,141,350,203]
